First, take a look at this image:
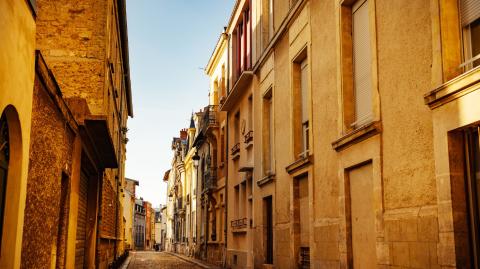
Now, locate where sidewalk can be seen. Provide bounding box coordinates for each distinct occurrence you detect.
[165,252,223,269]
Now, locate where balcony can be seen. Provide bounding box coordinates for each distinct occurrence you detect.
[231,143,240,159]
[203,168,217,193]
[221,71,254,111]
[231,218,248,233]
[244,130,253,148]
[202,105,218,134]
[175,198,185,215]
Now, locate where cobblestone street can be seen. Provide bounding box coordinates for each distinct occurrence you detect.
[126,251,203,269]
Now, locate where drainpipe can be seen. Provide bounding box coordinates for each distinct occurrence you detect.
[223,30,231,269]
[114,64,126,262]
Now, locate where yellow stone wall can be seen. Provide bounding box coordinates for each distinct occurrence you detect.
[0,1,36,268]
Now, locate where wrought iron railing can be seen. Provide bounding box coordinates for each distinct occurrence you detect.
[231,218,248,229]
[244,130,253,144]
[231,142,240,156]
[204,168,217,191]
[202,105,218,134]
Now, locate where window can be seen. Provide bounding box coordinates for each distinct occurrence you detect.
[221,126,225,164]
[0,113,8,250]
[300,58,309,157]
[262,0,274,49]
[234,185,240,219]
[263,89,274,175]
[248,95,253,131]
[235,1,252,79]
[460,0,480,70]
[340,0,373,131]
[221,65,227,103]
[213,79,219,105]
[352,0,372,127]
[233,111,241,156]
[292,50,309,159]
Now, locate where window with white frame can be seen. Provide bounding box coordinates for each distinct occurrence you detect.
[352,0,373,127]
[460,0,480,70]
[300,58,309,157]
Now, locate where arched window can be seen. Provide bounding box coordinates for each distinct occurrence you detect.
[0,113,9,248]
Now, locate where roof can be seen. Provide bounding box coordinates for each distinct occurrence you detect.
[125,177,139,185]
[163,170,171,181]
[205,32,228,75]
[118,0,134,117]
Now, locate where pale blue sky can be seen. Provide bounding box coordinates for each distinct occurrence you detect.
[125,0,235,207]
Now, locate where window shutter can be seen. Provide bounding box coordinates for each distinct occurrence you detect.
[300,59,309,123]
[353,0,372,126]
[460,0,480,26]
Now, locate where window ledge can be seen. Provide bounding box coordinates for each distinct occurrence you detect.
[286,155,313,175]
[332,121,381,152]
[257,173,275,187]
[232,228,248,234]
[424,66,480,109]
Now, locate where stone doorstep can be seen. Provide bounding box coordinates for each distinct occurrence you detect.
[166,251,223,269]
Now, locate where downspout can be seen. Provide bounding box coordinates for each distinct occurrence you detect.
[223,32,231,269]
[205,142,211,261]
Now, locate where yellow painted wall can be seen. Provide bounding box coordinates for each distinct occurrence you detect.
[0,0,36,268]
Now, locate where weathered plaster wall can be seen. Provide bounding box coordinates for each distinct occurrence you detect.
[0,0,35,268]
[272,30,293,269]
[377,0,436,210]
[309,0,341,267]
[21,78,75,269]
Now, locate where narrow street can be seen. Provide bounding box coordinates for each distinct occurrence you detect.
[126,252,203,269]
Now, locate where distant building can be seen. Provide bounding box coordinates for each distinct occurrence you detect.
[124,178,139,250]
[154,207,162,250]
[143,201,153,250]
[160,206,167,251]
[134,199,146,250]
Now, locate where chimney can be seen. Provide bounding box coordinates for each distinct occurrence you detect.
[180,129,188,140]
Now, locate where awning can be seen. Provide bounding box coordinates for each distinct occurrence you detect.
[84,117,118,168]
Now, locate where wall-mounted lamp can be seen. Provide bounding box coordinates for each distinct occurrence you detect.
[192,151,200,169]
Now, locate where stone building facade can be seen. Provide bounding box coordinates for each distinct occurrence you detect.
[134,199,146,250]
[33,0,133,267]
[163,0,480,268]
[1,0,133,268]
[144,201,153,250]
[203,33,229,267]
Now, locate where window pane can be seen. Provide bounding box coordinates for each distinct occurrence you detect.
[300,59,309,123]
[471,19,480,67]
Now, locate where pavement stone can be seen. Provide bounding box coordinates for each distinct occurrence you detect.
[123,251,204,269]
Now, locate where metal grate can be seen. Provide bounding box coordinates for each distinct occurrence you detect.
[299,247,310,269]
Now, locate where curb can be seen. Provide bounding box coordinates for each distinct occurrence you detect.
[165,251,221,269]
[119,252,133,269]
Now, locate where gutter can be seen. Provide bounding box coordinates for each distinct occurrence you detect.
[117,0,134,117]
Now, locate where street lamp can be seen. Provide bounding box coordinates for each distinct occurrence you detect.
[192,151,200,168]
